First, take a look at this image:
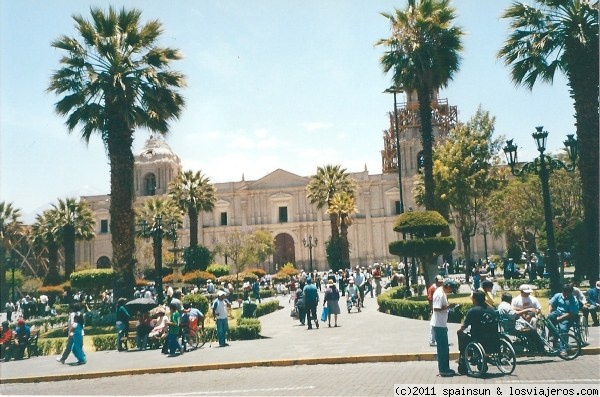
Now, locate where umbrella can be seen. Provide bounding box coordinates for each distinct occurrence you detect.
[125,297,158,314]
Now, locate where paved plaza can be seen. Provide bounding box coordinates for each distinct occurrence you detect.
[1,291,598,385]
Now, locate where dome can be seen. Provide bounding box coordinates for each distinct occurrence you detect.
[136,133,179,163]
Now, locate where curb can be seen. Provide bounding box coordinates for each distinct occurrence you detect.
[1,348,598,384]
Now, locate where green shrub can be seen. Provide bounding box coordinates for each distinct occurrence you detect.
[182,294,210,315]
[253,300,280,318]
[231,318,261,340]
[207,264,230,278]
[242,302,257,318]
[377,287,469,322]
[92,335,117,351]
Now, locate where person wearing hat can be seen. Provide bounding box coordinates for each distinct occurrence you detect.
[148,307,168,350]
[13,318,30,360]
[431,279,457,377]
[345,278,361,312]
[1,321,12,361]
[206,279,216,294]
[212,291,231,346]
[323,279,341,327]
[511,284,541,327]
[427,275,445,346]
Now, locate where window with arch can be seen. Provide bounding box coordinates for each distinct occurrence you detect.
[144,173,157,196]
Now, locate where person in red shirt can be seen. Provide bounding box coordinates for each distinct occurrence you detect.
[1,321,13,361]
[428,275,444,346]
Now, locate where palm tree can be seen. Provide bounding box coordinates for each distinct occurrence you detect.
[498,0,599,283]
[51,198,96,278]
[0,202,23,306]
[377,0,463,210]
[136,197,183,304]
[47,7,186,299]
[31,210,62,286]
[306,165,356,240]
[327,192,358,268]
[168,170,216,248]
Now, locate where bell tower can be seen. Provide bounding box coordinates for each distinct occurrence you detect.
[134,133,182,197]
[381,89,458,179]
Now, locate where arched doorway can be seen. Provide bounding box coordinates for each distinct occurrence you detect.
[96,256,112,269]
[274,233,295,268]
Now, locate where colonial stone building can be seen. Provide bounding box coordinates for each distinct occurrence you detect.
[76,92,506,273]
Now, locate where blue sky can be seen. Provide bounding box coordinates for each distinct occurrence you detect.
[0,1,574,223]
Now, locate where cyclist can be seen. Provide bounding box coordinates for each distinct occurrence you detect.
[511,284,541,328]
[548,284,579,357]
[498,292,545,352]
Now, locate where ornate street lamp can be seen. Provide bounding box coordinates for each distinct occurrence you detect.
[168,219,184,286]
[5,251,16,303]
[383,86,405,214]
[503,127,578,294]
[138,215,165,304]
[303,235,318,274]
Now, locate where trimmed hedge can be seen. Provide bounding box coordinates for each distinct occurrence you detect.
[242,300,280,318]
[377,287,470,323]
[182,294,210,315]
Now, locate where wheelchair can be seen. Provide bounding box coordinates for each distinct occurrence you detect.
[463,333,517,377]
[347,295,361,313]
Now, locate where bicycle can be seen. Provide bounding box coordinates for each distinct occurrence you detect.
[182,316,208,351]
[534,314,581,360]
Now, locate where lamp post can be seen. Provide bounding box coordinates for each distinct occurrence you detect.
[5,251,16,303]
[303,235,317,273]
[385,86,409,288]
[503,127,578,294]
[139,215,165,304]
[384,86,405,214]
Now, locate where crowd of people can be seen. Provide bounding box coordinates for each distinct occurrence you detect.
[427,269,600,378]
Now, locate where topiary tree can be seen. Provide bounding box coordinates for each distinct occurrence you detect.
[183,245,213,273]
[183,270,216,286]
[389,211,455,284]
[207,264,230,278]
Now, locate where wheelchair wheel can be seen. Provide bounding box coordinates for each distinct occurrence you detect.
[185,331,200,351]
[577,315,589,344]
[558,333,581,361]
[495,338,516,375]
[464,342,487,377]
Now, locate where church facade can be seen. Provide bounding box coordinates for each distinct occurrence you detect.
[76,92,506,273]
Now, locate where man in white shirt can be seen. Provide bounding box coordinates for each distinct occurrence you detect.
[430,279,456,377]
[511,284,541,328]
[212,291,231,347]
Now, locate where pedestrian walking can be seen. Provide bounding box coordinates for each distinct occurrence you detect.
[303,277,319,330]
[5,301,14,322]
[57,303,80,364]
[323,279,341,327]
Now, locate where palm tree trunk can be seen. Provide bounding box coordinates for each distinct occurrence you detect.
[107,123,136,301]
[340,217,350,267]
[329,212,339,240]
[153,234,164,304]
[188,207,199,248]
[568,52,599,283]
[417,86,435,211]
[44,240,61,285]
[64,225,75,278]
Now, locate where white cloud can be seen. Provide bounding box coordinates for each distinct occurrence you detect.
[304,122,332,132]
